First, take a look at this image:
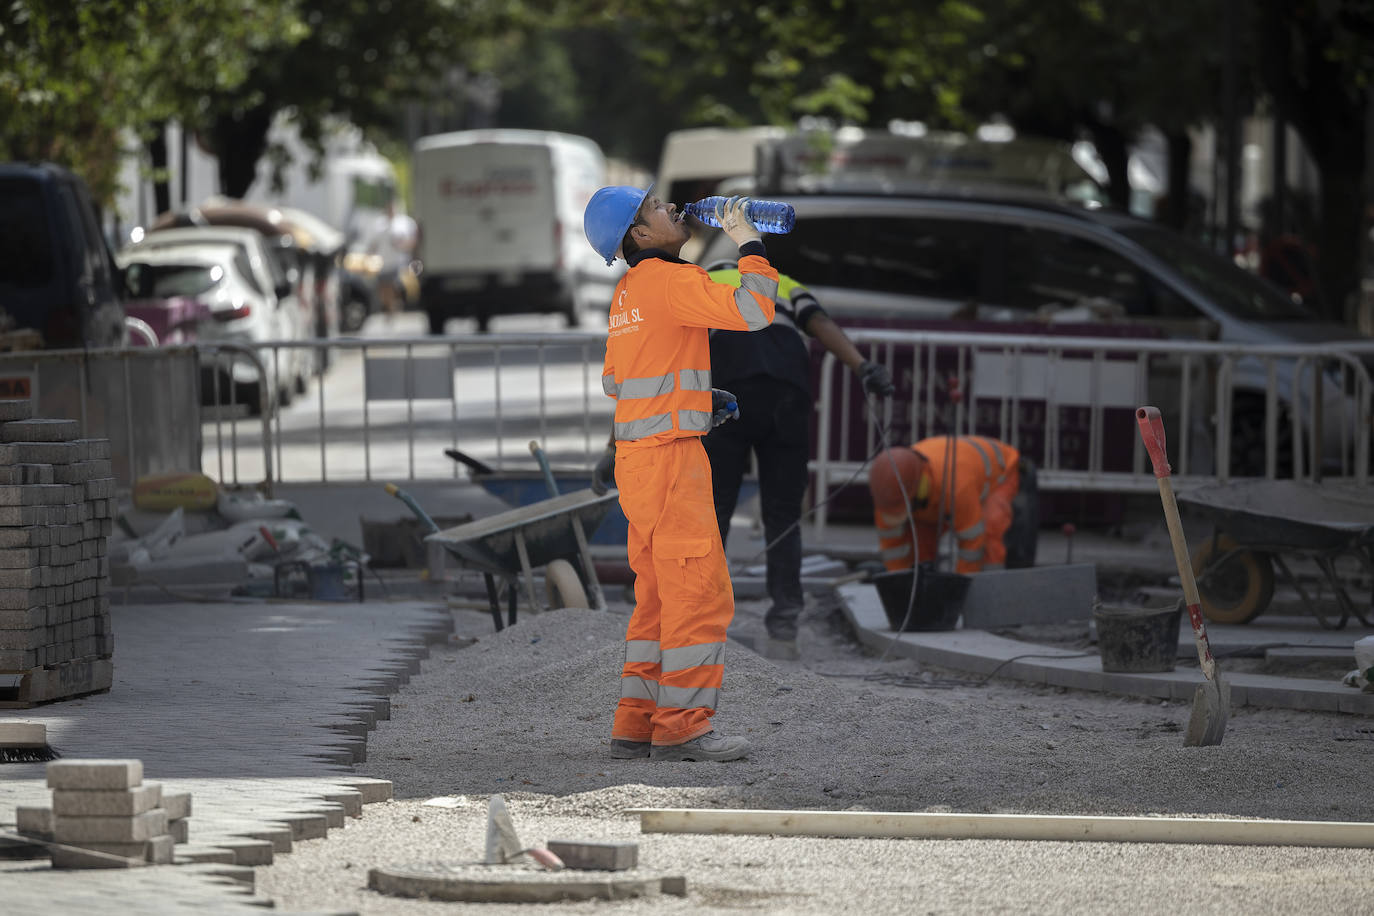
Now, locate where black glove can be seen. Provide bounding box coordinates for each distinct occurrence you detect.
[591,447,616,495]
[711,388,740,427]
[859,360,895,398]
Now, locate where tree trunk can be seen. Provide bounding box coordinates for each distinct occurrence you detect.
[147,123,171,217]
[1160,131,1193,233]
[1317,165,1365,324]
[208,105,273,199]
[1086,121,1131,211]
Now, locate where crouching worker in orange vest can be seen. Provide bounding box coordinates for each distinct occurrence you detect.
[585,187,777,762]
[868,437,1021,574]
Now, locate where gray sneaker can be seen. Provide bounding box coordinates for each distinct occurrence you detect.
[651,731,752,762]
[609,739,650,759]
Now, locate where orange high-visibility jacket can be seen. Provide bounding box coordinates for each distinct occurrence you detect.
[877,436,1019,573]
[602,251,777,450]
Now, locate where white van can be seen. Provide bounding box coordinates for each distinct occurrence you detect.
[412,129,616,334]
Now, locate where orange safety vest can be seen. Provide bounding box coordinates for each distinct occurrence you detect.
[602,253,777,450]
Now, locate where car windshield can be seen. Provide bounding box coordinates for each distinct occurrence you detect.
[1119,225,1312,321]
[127,262,223,299]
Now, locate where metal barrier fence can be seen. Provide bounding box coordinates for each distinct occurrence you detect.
[811,328,1373,534]
[5,333,1370,531]
[206,334,612,489]
[0,343,272,489]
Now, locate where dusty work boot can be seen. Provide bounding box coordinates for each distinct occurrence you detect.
[651,731,752,762]
[608,739,651,759]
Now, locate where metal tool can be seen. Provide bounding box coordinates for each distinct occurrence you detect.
[1136,406,1230,746]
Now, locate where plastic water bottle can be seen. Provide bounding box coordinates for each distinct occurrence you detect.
[684,196,795,234]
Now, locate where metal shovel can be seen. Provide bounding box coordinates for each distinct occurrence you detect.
[1136,406,1230,746]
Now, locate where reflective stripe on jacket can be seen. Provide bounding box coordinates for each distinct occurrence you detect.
[603,248,777,451]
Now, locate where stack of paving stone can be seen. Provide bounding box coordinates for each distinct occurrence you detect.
[0,399,116,704]
[16,758,191,868]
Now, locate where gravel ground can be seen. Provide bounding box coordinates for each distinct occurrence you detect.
[256,591,1374,914]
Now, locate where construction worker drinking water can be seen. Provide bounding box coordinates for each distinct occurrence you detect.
[584,187,776,762]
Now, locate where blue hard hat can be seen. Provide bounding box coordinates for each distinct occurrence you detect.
[584,184,652,266]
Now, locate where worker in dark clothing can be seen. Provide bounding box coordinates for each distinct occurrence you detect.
[703,261,894,655]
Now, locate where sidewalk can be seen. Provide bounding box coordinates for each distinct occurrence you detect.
[0,598,451,914]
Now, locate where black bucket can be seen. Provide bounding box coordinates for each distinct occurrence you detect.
[871,565,972,632]
[1093,600,1182,673]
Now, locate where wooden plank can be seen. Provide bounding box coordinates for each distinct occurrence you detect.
[632,808,1374,848]
[0,656,112,708]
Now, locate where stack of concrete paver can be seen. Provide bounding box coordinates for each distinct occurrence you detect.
[16,758,191,868]
[0,398,116,705]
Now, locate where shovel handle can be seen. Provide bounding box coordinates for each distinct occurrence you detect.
[1135,408,1216,679]
[1136,407,1171,478]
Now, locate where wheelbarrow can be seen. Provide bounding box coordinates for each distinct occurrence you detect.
[444,446,759,547]
[1177,479,1374,629]
[386,482,616,631]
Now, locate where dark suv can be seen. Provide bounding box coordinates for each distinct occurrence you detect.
[0,162,125,348]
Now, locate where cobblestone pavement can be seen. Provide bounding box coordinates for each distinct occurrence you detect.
[0,598,452,914]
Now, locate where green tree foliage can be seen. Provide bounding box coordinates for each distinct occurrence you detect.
[0,0,300,205]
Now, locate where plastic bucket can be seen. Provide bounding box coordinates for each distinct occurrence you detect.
[871,565,971,632]
[1093,601,1182,673]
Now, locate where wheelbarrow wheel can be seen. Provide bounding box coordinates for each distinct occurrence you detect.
[545,559,589,609]
[1191,534,1274,624]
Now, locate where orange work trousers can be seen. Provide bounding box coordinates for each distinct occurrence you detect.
[612,436,734,746]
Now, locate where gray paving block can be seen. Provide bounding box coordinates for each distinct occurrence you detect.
[961,563,1099,628]
[336,776,393,804]
[63,839,154,859]
[16,805,54,839]
[291,803,346,829]
[54,808,168,843]
[318,789,364,817]
[52,782,162,817]
[0,398,33,421]
[229,824,293,853]
[72,438,112,460]
[47,758,144,790]
[0,628,43,650]
[168,816,189,843]
[1,418,79,442]
[273,812,328,840]
[0,527,45,548]
[0,587,44,610]
[0,545,39,568]
[157,790,191,820]
[5,441,80,464]
[546,839,638,871]
[147,833,175,864]
[209,837,275,866]
[0,464,54,485]
[50,844,147,869]
[0,646,37,668]
[172,844,237,865]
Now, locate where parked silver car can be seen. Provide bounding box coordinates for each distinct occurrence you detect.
[699,192,1372,474]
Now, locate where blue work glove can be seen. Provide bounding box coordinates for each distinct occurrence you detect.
[711,388,740,426]
[590,446,615,495]
[859,360,895,398]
